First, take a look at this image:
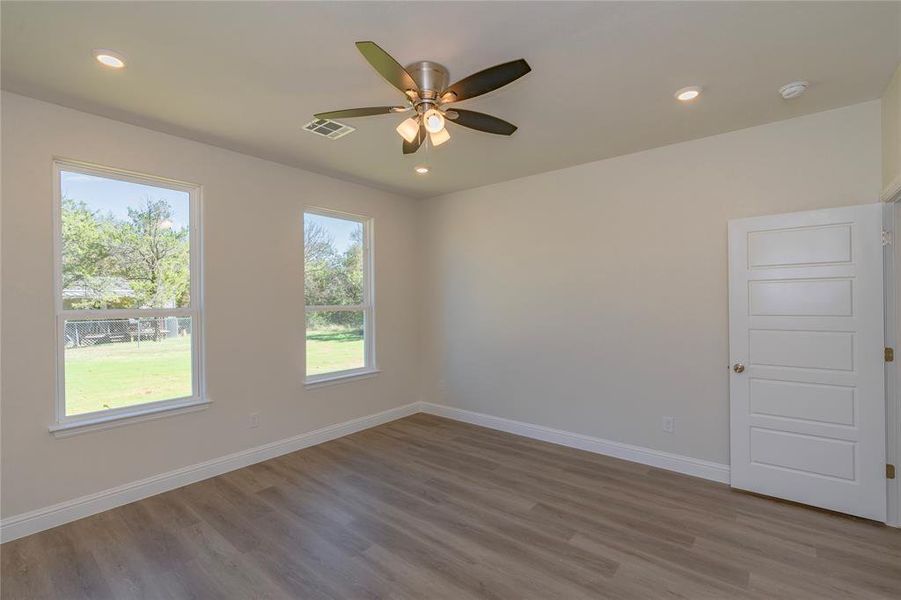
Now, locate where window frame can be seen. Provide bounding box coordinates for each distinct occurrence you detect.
[303,206,376,385]
[51,159,206,433]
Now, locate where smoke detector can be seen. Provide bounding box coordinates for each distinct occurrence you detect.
[778,81,808,100]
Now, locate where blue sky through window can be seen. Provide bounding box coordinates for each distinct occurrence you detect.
[61,171,190,230]
[305,212,362,253]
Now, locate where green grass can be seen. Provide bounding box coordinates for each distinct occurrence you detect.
[65,335,192,416]
[306,328,364,376]
[64,328,363,415]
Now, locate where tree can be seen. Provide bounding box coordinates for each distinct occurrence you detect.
[303,219,364,329]
[304,219,333,265]
[113,197,190,309]
[60,197,118,309]
[62,194,190,345]
[339,228,364,305]
[304,219,338,308]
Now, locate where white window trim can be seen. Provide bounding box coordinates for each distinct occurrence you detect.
[303,206,377,386]
[51,159,206,433]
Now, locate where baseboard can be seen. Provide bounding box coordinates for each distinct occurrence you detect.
[0,400,733,543]
[9,399,891,542]
[420,402,731,484]
[0,402,420,543]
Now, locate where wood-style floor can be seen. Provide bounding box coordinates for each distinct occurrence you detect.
[3,414,901,599]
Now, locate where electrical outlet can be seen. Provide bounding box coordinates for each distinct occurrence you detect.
[662,416,675,433]
[249,412,260,428]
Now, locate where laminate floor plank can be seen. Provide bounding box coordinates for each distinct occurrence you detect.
[320,452,621,597]
[3,414,900,599]
[294,449,597,599]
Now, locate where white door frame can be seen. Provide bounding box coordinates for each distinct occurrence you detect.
[884,197,901,527]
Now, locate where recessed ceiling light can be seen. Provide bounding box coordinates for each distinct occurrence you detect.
[414,166,429,174]
[674,86,702,102]
[778,80,808,100]
[93,49,126,69]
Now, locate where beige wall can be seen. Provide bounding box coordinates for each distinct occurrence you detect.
[0,93,884,519]
[419,101,881,465]
[0,92,420,518]
[883,63,901,196]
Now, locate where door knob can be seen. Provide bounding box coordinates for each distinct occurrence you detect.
[733,363,745,373]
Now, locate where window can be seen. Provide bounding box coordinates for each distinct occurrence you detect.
[304,209,374,382]
[53,160,203,430]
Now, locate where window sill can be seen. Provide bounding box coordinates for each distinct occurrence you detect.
[304,368,381,390]
[49,398,211,438]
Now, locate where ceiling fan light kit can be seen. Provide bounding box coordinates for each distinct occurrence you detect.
[315,41,531,155]
[423,108,445,133]
[396,117,420,143]
[430,127,450,147]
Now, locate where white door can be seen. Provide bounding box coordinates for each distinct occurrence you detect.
[728,204,886,521]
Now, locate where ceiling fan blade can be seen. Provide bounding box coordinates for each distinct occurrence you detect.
[356,41,419,96]
[441,59,531,103]
[402,122,426,154]
[314,106,407,120]
[446,109,517,135]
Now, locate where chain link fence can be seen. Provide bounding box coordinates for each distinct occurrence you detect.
[65,317,192,348]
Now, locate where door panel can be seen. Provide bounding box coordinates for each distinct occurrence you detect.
[729,204,886,520]
[750,427,856,480]
[749,379,854,426]
[748,279,852,316]
[749,330,854,371]
[747,224,852,267]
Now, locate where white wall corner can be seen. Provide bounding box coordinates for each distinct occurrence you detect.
[882,173,901,203]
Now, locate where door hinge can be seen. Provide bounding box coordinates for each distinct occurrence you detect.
[884,230,894,246]
[888,464,896,479]
[886,347,894,362]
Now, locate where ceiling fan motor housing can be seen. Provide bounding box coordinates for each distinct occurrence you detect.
[407,61,449,102]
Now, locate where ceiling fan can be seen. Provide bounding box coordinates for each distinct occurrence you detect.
[314,42,531,154]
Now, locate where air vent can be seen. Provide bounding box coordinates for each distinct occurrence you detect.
[303,119,355,140]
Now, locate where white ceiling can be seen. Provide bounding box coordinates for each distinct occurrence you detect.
[2,1,899,199]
